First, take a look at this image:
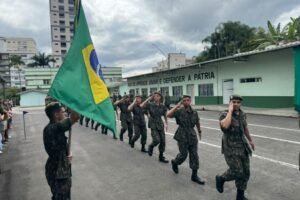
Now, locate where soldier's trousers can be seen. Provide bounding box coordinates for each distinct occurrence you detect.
[132,124,147,145]
[222,152,250,190]
[174,141,199,170]
[79,115,84,125]
[49,178,71,200]
[149,129,165,153]
[120,120,133,138]
[85,118,90,127]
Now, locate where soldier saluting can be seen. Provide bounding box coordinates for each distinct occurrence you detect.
[114,95,133,143]
[216,95,255,200]
[128,95,148,153]
[167,95,205,185]
[141,92,169,163]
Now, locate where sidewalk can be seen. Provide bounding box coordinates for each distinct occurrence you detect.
[191,104,299,118]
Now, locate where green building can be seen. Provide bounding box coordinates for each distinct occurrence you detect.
[127,42,300,108]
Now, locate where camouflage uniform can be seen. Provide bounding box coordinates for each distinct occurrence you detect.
[118,102,133,140]
[131,104,147,145]
[43,118,72,200]
[145,102,167,153]
[219,109,252,190]
[173,107,200,170]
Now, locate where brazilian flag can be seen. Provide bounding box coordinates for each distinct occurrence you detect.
[49,0,116,135]
[295,47,300,113]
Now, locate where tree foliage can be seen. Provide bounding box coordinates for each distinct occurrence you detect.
[27,52,56,68]
[195,17,300,62]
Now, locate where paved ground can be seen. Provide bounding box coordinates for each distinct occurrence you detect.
[0,108,299,200]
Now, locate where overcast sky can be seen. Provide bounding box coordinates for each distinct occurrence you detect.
[0,0,300,77]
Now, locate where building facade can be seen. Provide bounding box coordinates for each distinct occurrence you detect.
[0,37,37,65]
[0,52,11,88]
[25,68,59,91]
[152,53,194,72]
[49,0,75,67]
[10,66,26,88]
[127,43,300,108]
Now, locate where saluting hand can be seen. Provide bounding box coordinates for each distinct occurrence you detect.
[228,102,234,113]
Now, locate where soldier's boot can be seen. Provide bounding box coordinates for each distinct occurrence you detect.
[236,189,248,200]
[130,140,135,148]
[119,132,124,141]
[159,152,169,163]
[148,145,153,156]
[171,160,179,174]
[216,175,225,193]
[191,170,205,185]
[141,144,148,153]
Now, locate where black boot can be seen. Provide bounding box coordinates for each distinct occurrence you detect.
[159,152,169,163]
[119,132,124,141]
[148,145,153,156]
[216,175,225,193]
[128,137,132,145]
[236,189,248,200]
[191,170,205,185]
[141,144,148,153]
[171,160,179,174]
[130,140,134,148]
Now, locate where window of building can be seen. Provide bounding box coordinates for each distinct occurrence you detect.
[59,13,65,18]
[54,20,58,23]
[59,20,65,25]
[160,87,169,96]
[136,88,140,95]
[69,7,74,12]
[150,88,157,94]
[59,5,64,11]
[55,43,59,45]
[54,35,58,38]
[60,28,66,33]
[172,86,183,96]
[54,28,58,31]
[43,79,51,85]
[129,89,135,96]
[61,50,67,54]
[58,0,64,3]
[141,88,148,96]
[198,84,214,96]
[53,6,57,9]
[60,35,66,40]
[61,42,66,47]
[240,77,262,83]
[68,0,74,4]
[53,13,57,16]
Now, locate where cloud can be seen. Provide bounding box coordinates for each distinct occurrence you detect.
[0,0,300,77]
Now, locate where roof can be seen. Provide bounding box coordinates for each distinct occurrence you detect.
[18,89,48,95]
[126,41,300,79]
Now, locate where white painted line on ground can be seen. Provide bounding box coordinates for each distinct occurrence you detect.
[168,119,300,145]
[199,117,300,133]
[165,132,298,170]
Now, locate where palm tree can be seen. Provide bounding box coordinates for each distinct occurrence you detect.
[28,52,56,68]
[9,55,25,67]
[283,17,300,42]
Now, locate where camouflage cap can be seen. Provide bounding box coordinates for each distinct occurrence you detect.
[229,94,243,101]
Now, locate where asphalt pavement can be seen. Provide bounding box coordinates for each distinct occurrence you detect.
[0,108,299,200]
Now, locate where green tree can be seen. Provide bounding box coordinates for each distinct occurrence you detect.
[196,21,256,62]
[9,55,25,67]
[28,52,56,67]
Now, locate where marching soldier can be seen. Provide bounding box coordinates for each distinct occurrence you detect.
[216,95,255,200]
[167,95,205,185]
[114,95,133,143]
[141,92,169,163]
[128,95,148,153]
